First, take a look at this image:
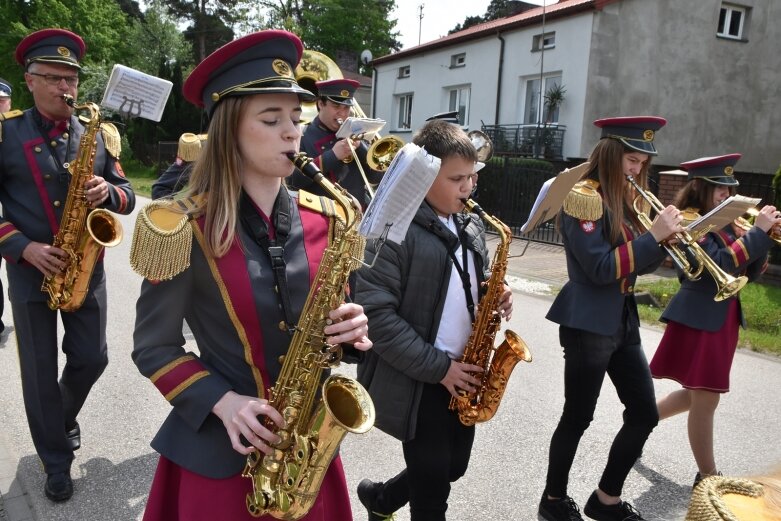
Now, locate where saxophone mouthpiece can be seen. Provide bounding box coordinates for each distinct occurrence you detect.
[62,94,75,107]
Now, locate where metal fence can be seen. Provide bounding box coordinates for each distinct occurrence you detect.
[481,123,566,160]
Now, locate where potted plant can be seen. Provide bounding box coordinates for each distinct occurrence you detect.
[542,84,566,158]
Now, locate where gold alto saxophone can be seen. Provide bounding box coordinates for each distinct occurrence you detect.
[243,153,375,520]
[449,199,532,426]
[41,95,123,311]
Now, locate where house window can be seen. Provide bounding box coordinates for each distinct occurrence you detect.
[450,53,466,68]
[398,65,410,78]
[532,32,556,51]
[523,75,562,125]
[448,86,470,126]
[396,94,413,130]
[717,4,746,39]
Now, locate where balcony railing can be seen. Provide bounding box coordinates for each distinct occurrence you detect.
[481,123,566,159]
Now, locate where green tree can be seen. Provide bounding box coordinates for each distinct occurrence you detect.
[450,0,538,34]
[163,0,248,61]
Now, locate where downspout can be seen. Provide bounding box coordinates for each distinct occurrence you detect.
[494,32,505,126]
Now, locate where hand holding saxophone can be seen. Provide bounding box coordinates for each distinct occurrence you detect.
[497,283,514,320]
[211,391,286,457]
[21,242,67,278]
[440,360,483,399]
[649,204,685,243]
[324,302,372,350]
[83,175,110,207]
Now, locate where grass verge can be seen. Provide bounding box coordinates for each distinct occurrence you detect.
[122,159,157,198]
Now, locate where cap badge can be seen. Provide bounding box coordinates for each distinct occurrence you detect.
[340,89,350,97]
[57,46,71,57]
[272,59,292,78]
[724,166,734,176]
[211,92,220,102]
[643,129,654,141]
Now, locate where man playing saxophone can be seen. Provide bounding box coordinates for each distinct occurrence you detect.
[0,28,135,502]
[353,116,513,521]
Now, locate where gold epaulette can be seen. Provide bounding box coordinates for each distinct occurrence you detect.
[177,133,201,162]
[681,207,702,227]
[0,109,23,143]
[563,179,603,221]
[685,476,763,521]
[100,122,122,159]
[298,189,348,223]
[130,197,202,281]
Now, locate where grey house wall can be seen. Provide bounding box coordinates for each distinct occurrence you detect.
[583,0,780,172]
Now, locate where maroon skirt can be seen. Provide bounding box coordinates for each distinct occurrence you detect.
[143,454,352,521]
[650,299,740,393]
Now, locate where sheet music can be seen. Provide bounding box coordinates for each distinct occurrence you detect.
[520,162,591,233]
[100,64,173,122]
[360,143,441,244]
[685,194,761,235]
[335,117,386,140]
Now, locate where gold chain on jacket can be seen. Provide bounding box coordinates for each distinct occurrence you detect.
[41,96,122,311]
[448,198,532,426]
[242,153,375,520]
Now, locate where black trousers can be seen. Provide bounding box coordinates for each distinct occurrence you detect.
[544,307,658,498]
[375,383,475,521]
[10,269,108,474]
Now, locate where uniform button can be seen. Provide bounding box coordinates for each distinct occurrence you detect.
[34,146,42,153]
[278,321,287,331]
[63,132,69,139]
[50,140,57,147]
[44,174,52,180]
[627,285,634,293]
[53,200,61,207]
[63,162,70,169]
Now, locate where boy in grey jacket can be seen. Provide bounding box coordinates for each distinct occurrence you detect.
[354,119,514,520]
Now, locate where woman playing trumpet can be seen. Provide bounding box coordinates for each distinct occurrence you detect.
[540,116,684,521]
[650,153,780,489]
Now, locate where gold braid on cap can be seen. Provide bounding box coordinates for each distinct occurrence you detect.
[563,179,603,221]
[685,476,763,521]
[130,199,197,281]
[100,123,122,159]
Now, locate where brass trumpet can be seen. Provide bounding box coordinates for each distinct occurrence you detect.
[627,175,747,301]
[734,207,781,245]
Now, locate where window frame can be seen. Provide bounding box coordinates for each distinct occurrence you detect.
[447,85,471,126]
[450,53,466,68]
[398,65,411,79]
[522,74,562,126]
[532,31,556,52]
[395,93,413,131]
[717,3,747,40]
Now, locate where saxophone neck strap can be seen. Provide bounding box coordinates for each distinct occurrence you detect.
[240,189,296,335]
[435,215,476,322]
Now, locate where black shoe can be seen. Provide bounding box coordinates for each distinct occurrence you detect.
[44,471,73,502]
[583,491,644,521]
[693,471,722,488]
[66,422,81,451]
[357,479,395,521]
[538,493,584,521]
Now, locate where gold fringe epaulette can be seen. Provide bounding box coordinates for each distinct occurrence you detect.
[177,133,202,162]
[685,476,763,521]
[100,122,122,159]
[563,179,603,221]
[0,109,23,143]
[130,199,198,280]
[298,189,348,222]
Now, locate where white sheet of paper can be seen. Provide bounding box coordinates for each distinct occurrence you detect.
[520,162,591,233]
[335,117,386,140]
[360,143,440,244]
[100,64,173,122]
[685,194,761,235]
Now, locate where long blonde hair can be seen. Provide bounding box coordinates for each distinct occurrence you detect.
[583,138,652,245]
[182,96,249,258]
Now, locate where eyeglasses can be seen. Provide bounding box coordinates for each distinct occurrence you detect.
[28,72,79,87]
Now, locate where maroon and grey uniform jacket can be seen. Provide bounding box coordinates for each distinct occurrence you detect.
[546,188,667,336]
[289,116,382,207]
[0,108,135,295]
[661,224,772,332]
[132,188,356,479]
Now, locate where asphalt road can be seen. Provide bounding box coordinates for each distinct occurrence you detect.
[0,198,779,521]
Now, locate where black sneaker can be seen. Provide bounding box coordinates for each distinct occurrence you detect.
[583,491,644,521]
[357,479,395,521]
[538,493,584,521]
[44,470,73,502]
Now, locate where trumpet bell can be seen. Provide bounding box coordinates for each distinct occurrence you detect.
[367,135,405,172]
[468,130,494,162]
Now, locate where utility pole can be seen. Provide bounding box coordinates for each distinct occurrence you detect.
[418,4,424,45]
[535,0,547,158]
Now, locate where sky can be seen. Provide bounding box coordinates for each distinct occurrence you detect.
[391,0,551,50]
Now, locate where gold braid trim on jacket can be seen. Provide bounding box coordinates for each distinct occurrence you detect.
[563,179,603,221]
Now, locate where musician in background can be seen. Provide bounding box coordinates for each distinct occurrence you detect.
[353,117,513,521]
[539,117,682,521]
[131,30,370,521]
[0,76,12,334]
[0,28,135,502]
[288,78,382,207]
[650,154,780,488]
[151,132,206,199]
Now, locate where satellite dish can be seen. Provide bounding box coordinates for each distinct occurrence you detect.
[360,49,373,65]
